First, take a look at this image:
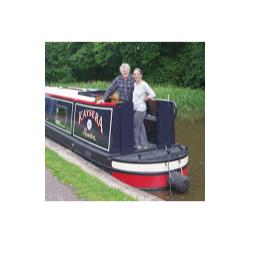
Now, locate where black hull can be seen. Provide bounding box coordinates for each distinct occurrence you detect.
[46,123,188,168]
[45,88,189,190]
[46,124,189,190]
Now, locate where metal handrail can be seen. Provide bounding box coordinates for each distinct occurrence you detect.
[167,99,178,120]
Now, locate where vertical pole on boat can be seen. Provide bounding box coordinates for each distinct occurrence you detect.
[165,145,173,200]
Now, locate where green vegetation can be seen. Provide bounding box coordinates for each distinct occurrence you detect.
[45,147,136,201]
[52,81,205,118]
[153,84,205,118]
[45,42,205,89]
[45,42,205,118]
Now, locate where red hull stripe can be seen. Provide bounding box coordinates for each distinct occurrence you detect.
[112,166,189,189]
[112,172,169,188]
[182,167,188,176]
[46,93,116,107]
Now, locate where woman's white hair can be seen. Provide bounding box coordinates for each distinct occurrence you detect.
[119,63,131,73]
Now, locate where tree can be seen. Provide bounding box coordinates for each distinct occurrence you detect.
[45,42,205,89]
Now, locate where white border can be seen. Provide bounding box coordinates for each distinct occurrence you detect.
[73,103,113,152]
[112,156,188,174]
[45,96,74,134]
[6,1,254,253]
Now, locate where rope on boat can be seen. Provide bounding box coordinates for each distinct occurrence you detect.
[165,145,174,200]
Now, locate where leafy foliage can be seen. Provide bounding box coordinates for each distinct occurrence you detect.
[45,42,74,83]
[45,42,205,89]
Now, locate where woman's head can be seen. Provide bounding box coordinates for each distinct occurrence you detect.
[119,63,131,79]
[133,68,143,82]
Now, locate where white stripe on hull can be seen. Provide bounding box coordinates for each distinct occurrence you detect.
[111,156,188,174]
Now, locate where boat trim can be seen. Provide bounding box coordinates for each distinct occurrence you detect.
[111,156,188,174]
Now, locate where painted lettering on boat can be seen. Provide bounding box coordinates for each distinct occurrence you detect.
[78,109,103,135]
[82,127,96,141]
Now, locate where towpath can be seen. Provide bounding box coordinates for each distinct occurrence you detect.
[45,168,82,201]
[45,138,161,201]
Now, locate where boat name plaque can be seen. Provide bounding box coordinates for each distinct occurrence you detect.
[73,103,113,151]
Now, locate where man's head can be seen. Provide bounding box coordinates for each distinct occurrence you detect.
[119,63,131,79]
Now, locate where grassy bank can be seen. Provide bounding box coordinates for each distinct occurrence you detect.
[45,147,136,201]
[51,81,205,119]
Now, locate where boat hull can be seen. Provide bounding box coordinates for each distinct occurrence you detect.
[112,166,188,189]
[45,87,190,191]
[46,123,189,190]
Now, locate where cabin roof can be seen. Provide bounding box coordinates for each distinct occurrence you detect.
[45,86,116,107]
[45,86,95,102]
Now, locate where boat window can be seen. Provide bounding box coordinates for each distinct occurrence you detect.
[55,105,67,129]
[45,97,73,133]
[45,97,56,119]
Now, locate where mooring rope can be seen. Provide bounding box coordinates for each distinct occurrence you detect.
[165,145,173,200]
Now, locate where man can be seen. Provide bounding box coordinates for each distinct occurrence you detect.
[97,63,135,103]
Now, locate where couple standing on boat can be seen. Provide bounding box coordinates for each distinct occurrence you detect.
[97,63,156,150]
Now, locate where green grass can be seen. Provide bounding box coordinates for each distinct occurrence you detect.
[51,81,205,119]
[45,147,136,201]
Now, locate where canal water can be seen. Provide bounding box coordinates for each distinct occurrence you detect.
[148,115,205,201]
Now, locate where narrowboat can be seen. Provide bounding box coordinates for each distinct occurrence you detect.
[45,86,190,193]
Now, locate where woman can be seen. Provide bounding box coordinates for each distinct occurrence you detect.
[132,68,156,150]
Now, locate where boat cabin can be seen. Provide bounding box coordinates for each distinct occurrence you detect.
[45,86,177,155]
[45,86,189,191]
